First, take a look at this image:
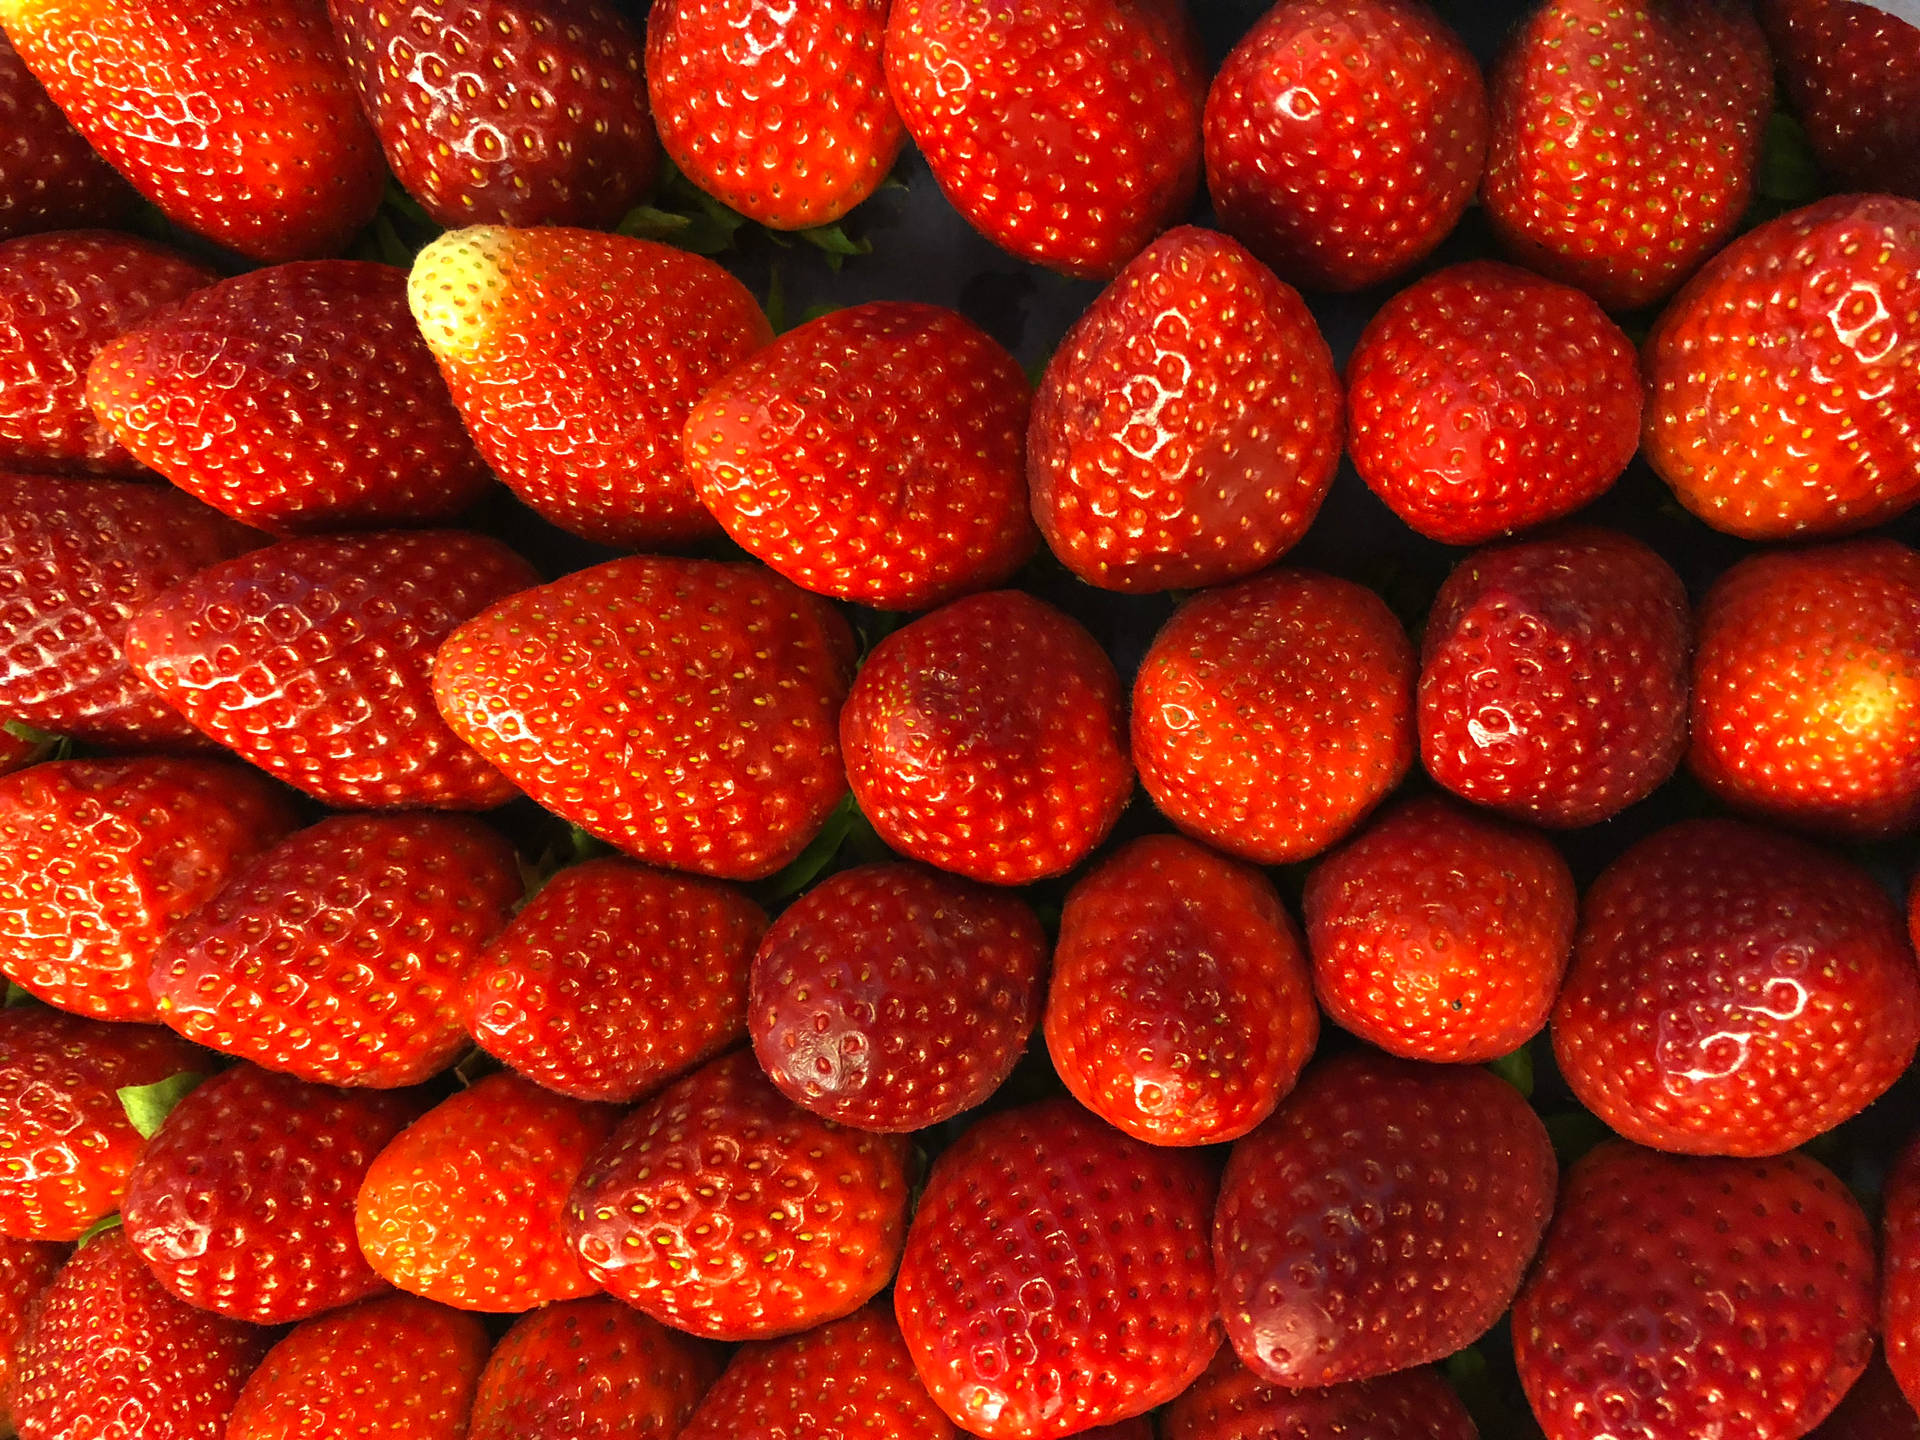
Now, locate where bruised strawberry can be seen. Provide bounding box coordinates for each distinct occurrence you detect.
[1819,1352,1920,1440]
[0,34,135,238]
[1760,0,1920,199]
[0,1233,60,1412]
[1888,1136,1920,1412]
[1164,1352,1479,1440]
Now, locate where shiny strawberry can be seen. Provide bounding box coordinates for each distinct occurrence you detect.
[840,589,1132,884]
[432,556,854,881]
[1163,1352,1479,1440]
[686,301,1034,610]
[1028,225,1343,593]
[1816,1352,1920,1440]
[1760,0,1920,199]
[0,34,135,238]
[750,862,1047,1131]
[0,1233,60,1417]
[1888,1135,1920,1411]
[1419,527,1690,827]
[1133,568,1413,865]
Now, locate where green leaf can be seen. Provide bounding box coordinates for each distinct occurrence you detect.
[76,1212,122,1248]
[799,224,872,272]
[754,794,864,903]
[1756,110,1820,206]
[118,1072,207,1139]
[1545,1109,1612,1167]
[4,982,34,1009]
[1487,1044,1534,1098]
[764,264,788,334]
[452,1046,502,1089]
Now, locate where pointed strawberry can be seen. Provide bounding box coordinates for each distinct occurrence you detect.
[1760,0,1920,199]
[0,34,136,238]
[1164,1352,1479,1440]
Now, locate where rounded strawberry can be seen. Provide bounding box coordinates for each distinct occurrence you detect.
[1814,1353,1920,1440]
[1164,1352,1479,1440]
[1133,568,1413,865]
[749,862,1046,1132]
[1554,818,1920,1158]
[1760,0,1920,199]
[840,589,1132,884]
[568,1048,909,1341]
[1418,527,1690,828]
[0,35,137,238]
[0,1233,60,1415]
[1028,225,1343,593]
[1044,834,1318,1147]
[1888,1135,1920,1411]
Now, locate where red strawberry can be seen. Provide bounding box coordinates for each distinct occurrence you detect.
[1133,568,1413,865]
[1482,0,1771,311]
[1203,0,1488,292]
[1644,194,1920,539]
[1044,834,1318,1146]
[329,0,660,230]
[0,1233,60,1418]
[895,1096,1219,1438]
[149,813,520,1088]
[0,34,136,238]
[1418,527,1690,827]
[409,226,771,547]
[567,1048,909,1341]
[749,862,1047,1131]
[1028,225,1343,593]
[87,260,492,534]
[431,556,855,882]
[884,0,1206,278]
[1554,818,1920,1157]
[1815,1353,1920,1440]
[1513,1143,1875,1440]
[1303,795,1575,1064]
[1163,1352,1479,1440]
[1760,0,1920,199]
[0,722,38,774]
[0,0,383,261]
[125,531,538,810]
[1346,260,1641,544]
[840,589,1133,884]
[685,301,1035,610]
[1888,1135,1920,1411]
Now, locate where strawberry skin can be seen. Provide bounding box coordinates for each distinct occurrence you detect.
[1814,1353,1920,1440]
[1164,1352,1479,1440]
[0,35,135,238]
[1760,0,1920,199]
[1888,1136,1920,1412]
[0,1233,60,1412]
[1028,226,1343,593]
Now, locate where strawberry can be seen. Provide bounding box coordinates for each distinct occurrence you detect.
[1203,0,1488,292]
[567,1048,909,1341]
[0,34,135,238]
[87,260,492,534]
[1133,568,1413,865]
[749,862,1047,1131]
[685,301,1035,610]
[840,589,1133,884]
[1163,1352,1479,1440]
[0,0,383,262]
[883,0,1206,278]
[125,531,538,810]
[1345,260,1641,545]
[1760,0,1920,199]
[357,1071,616,1312]
[1513,1143,1875,1440]
[431,556,855,881]
[1418,527,1690,828]
[894,1096,1219,1438]
[1303,795,1575,1064]
[1027,225,1343,593]
[149,813,520,1088]
[0,1233,60,1423]
[468,857,767,1103]
[329,0,660,230]
[1044,834,1318,1147]
[648,0,901,229]
[1482,0,1771,312]
[1554,818,1920,1157]
[409,225,771,547]
[1643,194,1920,539]
[0,723,38,774]
[1888,1135,1920,1411]
[1815,1353,1920,1440]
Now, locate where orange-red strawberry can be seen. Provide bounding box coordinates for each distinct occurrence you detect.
[686,301,1034,610]
[1821,1352,1920,1440]
[432,556,855,881]
[1028,225,1343,593]
[1761,0,1920,199]
[0,34,135,238]
[1163,1353,1479,1440]
[1888,1135,1920,1411]
[0,1233,60,1418]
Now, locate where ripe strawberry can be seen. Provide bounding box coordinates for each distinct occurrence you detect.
[1303,796,1575,1064]
[895,1096,1219,1438]
[1888,1135,1920,1411]
[1346,260,1641,544]
[568,1048,909,1341]
[409,225,771,547]
[0,1233,60,1416]
[1045,834,1318,1146]
[0,723,38,774]
[87,260,491,534]
[1644,194,1920,539]
[1815,1353,1920,1440]
[357,1071,616,1313]
[0,0,383,261]
[431,556,854,881]
[1483,0,1771,312]
[1760,0,1920,199]
[149,813,519,1088]
[1513,1143,1875,1440]
[840,589,1133,884]
[749,862,1047,1131]
[0,34,136,238]
[1028,225,1343,593]
[329,0,659,230]
[1204,0,1487,292]
[1554,818,1920,1157]
[685,301,1034,610]
[1133,568,1413,865]
[884,0,1206,278]
[125,531,538,810]
[1163,1352,1479,1440]
[1418,528,1689,827]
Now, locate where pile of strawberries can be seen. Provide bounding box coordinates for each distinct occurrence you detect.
[0,0,1914,1437]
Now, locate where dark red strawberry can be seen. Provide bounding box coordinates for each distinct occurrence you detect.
[749,862,1047,1131]
[0,34,136,238]
[685,301,1035,610]
[1888,1135,1920,1411]
[1760,0,1920,199]
[0,1233,60,1418]
[568,1049,909,1341]
[1815,1352,1920,1440]
[0,722,38,774]
[1028,225,1343,593]
[1163,1352,1479,1440]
